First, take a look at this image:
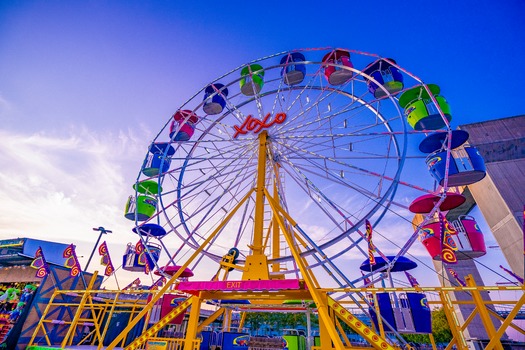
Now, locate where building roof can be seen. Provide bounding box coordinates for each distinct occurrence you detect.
[0,237,72,267]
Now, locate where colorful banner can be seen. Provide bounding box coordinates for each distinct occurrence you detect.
[63,244,82,277]
[135,240,154,274]
[361,271,372,287]
[499,265,524,284]
[440,213,458,264]
[98,241,115,277]
[447,267,466,286]
[365,220,376,265]
[123,278,141,290]
[404,271,420,287]
[30,246,50,278]
[149,276,167,290]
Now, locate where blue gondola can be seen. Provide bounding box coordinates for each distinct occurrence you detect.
[420,130,487,186]
[122,241,161,272]
[280,52,306,85]
[203,83,229,115]
[142,142,175,177]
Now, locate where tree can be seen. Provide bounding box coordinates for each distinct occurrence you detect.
[400,307,452,345]
[430,307,452,343]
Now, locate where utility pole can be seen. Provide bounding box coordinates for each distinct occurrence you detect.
[85,226,112,271]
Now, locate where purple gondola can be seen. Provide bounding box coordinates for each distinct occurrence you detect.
[363,58,404,98]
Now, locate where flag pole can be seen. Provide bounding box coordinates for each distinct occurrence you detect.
[85,226,112,271]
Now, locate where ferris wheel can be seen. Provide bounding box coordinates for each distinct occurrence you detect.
[123,47,467,287]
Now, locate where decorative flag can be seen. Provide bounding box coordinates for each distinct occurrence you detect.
[440,213,458,264]
[149,276,167,290]
[361,271,372,287]
[499,265,524,284]
[365,220,376,265]
[98,241,115,277]
[31,246,50,278]
[63,244,82,277]
[404,271,420,288]
[447,267,466,286]
[122,278,141,290]
[135,240,154,274]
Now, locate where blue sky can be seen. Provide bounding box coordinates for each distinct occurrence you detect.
[0,1,524,288]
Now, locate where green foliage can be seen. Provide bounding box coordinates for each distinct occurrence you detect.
[401,333,430,344]
[400,307,452,345]
[430,307,452,343]
[245,312,311,333]
[244,306,453,345]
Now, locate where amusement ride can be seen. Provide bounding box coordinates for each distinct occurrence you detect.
[26,47,525,350]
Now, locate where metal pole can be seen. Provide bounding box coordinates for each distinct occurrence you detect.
[85,226,112,271]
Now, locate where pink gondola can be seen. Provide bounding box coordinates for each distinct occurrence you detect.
[322,49,353,85]
[419,215,486,260]
[452,215,487,258]
[155,265,194,278]
[169,110,199,141]
[409,192,466,214]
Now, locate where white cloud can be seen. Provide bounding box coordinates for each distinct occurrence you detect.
[0,126,158,288]
[0,94,12,115]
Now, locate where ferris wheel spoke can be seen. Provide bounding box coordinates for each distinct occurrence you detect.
[275,64,328,118]
[275,162,376,257]
[177,159,257,234]
[273,138,400,189]
[132,47,451,278]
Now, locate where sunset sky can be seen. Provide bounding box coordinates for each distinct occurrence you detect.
[1,1,524,288]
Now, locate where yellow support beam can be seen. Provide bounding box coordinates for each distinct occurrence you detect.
[252,130,268,256]
[184,295,203,350]
[328,296,395,350]
[197,308,225,333]
[264,190,344,349]
[272,163,281,274]
[488,307,525,336]
[465,275,503,350]
[28,290,60,347]
[439,290,468,350]
[107,188,255,349]
[124,296,193,350]
[61,271,99,348]
[485,291,525,349]
[238,311,247,331]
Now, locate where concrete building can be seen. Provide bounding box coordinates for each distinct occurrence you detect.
[460,115,525,278]
[426,116,524,348]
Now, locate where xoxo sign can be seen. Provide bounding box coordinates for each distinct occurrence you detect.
[233,112,287,138]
